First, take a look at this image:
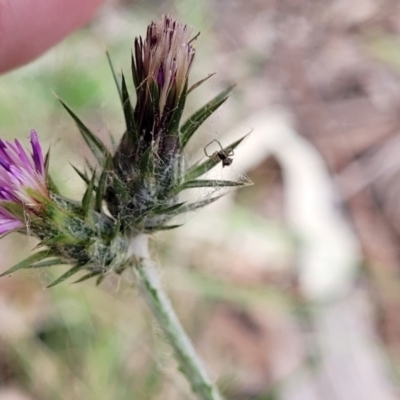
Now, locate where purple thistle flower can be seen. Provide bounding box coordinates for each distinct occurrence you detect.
[0,130,48,235]
[0,208,26,235]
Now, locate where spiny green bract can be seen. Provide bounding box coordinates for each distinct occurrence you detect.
[1,15,250,286]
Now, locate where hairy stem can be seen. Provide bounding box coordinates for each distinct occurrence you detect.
[128,234,224,400]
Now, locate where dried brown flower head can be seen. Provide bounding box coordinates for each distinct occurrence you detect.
[132,15,196,136]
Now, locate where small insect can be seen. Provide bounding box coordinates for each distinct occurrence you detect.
[204,139,234,167]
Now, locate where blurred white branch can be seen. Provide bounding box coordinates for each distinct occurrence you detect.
[234,110,397,400]
[229,109,360,301]
[200,109,398,400]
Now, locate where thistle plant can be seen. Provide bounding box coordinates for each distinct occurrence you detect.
[0,15,249,400]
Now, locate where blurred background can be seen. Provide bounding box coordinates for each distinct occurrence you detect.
[2,0,400,399]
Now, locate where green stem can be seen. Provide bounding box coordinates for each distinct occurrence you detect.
[128,234,224,400]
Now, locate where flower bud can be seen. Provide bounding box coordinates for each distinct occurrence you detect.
[108,15,198,228]
[132,14,195,139]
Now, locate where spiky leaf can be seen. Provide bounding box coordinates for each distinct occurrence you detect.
[187,73,215,94]
[121,72,138,144]
[179,179,244,191]
[185,134,250,181]
[131,52,139,89]
[95,157,112,212]
[31,258,64,268]
[149,201,186,215]
[47,264,83,288]
[44,148,51,173]
[170,195,224,215]
[106,50,122,100]
[168,80,189,135]
[73,270,102,284]
[0,251,51,277]
[96,275,105,286]
[82,171,96,216]
[70,163,90,184]
[47,175,60,195]
[51,194,83,215]
[85,159,96,175]
[139,144,156,177]
[109,173,130,201]
[44,149,60,195]
[58,98,110,165]
[144,196,224,228]
[108,131,118,152]
[180,84,236,149]
[145,224,183,232]
[45,233,77,245]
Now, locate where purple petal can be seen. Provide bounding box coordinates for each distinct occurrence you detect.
[0,140,11,163]
[0,119,51,230]
[15,139,33,172]
[30,130,44,174]
[0,157,10,172]
[157,64,165,87]
[0,131,48,218]
[0,219,24,235]
[0,188,15,201]
[0,207,24,235]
